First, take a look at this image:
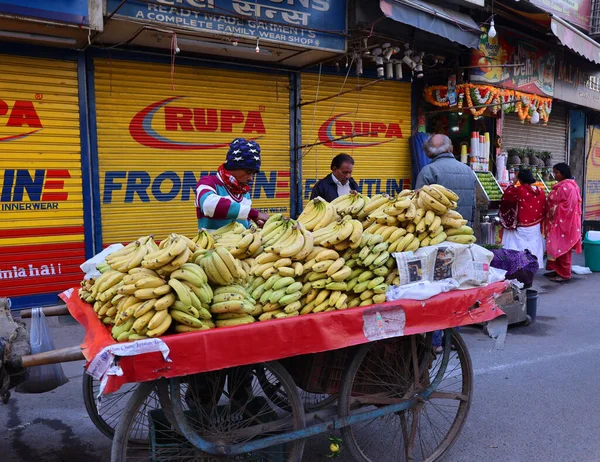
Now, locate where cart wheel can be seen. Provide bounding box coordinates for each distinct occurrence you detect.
[83,372,162,445]
[110,379,179,461]
[338,329,473,462]
[524,315,532,326]
[256,367,337,412]
[168,361,305,461]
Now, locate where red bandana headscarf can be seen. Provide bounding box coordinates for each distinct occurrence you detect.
[218,164,251,196]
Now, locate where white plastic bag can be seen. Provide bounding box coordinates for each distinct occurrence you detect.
[80,244,124,279]
[16,308,69,394]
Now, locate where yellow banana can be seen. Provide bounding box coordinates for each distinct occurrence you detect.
[446,234,476,244]
[134,299,157,318]
[315,249,339,262]
[147,314,172,337]
[215,315,255,327]
[155,292,176,311]
[133,310,156,333]
[429,232,447,245]
[326,258,346,277]
[169,278,191,307]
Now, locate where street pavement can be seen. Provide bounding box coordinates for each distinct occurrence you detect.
[1,254,599,461]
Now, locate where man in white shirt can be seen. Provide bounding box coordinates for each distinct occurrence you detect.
[310,153,359,202]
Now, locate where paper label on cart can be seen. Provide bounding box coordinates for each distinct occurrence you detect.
[87,338,171,381]
[362,306,406,341]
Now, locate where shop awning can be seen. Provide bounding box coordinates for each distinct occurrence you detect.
[550,16,600,64]
[497,3,600,64]
[379,0,481,49]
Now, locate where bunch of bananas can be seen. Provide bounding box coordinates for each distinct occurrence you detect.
[78,279,96,304]
[168,264,214,332]
[255,274,304,320]
[260,215,314,259]
[417,184,458,216]
[140,234,198,277]
[445,225,476,244]
[210,285,258,327]
[213,225,263,259]
[192,229,215,250]
[312,216,363,249]
[330,191,370,218]
[364,194,416,226]
[111,268,175,340]
[297,197,336,231]
[196,246,247,286]
[104,235,157,273]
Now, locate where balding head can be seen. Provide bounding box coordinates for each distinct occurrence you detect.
[424,134,454,158]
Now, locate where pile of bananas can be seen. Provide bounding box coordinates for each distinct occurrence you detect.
[80,233,218,340]
[297,197,336,231]
[78,183,477,340]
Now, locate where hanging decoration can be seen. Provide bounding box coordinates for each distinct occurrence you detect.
[424,83,553,124]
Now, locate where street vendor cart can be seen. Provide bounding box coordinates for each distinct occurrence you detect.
[4,281,505,462]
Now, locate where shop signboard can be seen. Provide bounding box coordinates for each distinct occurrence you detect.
[529,0,591,31]
[585,125,600,221]
[0,0,89,26]
[470,30,555,97]
[554,59,600,111]
[108,0,347,52]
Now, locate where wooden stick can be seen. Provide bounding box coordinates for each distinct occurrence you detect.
[20,306,70,319]
[20,346,84,368]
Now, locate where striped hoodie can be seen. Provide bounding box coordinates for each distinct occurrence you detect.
[195,173,259,230]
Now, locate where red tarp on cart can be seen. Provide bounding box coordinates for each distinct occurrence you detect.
[61,281,507,393]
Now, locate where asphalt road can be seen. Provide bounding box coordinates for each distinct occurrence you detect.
[2,257,599,461]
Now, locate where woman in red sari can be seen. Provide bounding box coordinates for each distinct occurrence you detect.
[499,169,546,268]
[545,163,582,283]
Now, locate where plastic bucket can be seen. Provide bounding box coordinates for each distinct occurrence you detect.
[583,231,600,272]
[526,289,538,322]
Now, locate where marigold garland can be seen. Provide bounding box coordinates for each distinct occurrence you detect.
[423,83,553,124]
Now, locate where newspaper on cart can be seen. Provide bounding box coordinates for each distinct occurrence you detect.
[388,243,501,301]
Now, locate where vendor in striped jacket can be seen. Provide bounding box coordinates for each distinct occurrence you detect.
[195,138,269,230]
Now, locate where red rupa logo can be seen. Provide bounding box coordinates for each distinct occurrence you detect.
[317,113,403,148]
[129,97,265,150]
[0,99,43,142]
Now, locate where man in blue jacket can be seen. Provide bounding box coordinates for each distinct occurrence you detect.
[310,153,359,202]
[415,134,476,225]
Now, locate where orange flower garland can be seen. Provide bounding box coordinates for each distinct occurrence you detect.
[423,84,553,123]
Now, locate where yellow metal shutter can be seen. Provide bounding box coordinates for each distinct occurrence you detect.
[0,54,84,303]
[300,73,412,203]
[94,59,291,244]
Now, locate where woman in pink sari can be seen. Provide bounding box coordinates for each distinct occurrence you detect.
[545,163,582,283]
